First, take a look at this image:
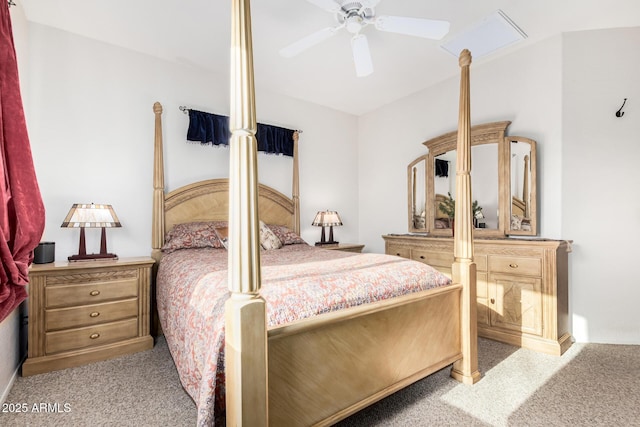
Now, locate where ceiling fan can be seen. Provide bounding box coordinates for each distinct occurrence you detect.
[279,0,450,77]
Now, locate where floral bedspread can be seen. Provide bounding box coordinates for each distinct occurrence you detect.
[156,244,452,426]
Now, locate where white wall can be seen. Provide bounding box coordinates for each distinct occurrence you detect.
[562,27,640,344]
[26,23,359,261]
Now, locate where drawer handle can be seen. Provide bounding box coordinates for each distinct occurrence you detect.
[396,253,401,256]
[508,263,519,269]
[89,312,100,318]
[89,290,100,296]
[89,333,100,340]
[420,255,425,259]
[490,298,495,304]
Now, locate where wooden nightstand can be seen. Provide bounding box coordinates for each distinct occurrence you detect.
[323,243,365,253]
[23,257,155,376]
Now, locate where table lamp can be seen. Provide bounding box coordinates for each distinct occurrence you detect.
[61,203,121,261]
[312,210,342,246]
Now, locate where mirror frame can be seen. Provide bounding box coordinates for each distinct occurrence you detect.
[407,155,428,233]
[413,121,537,237]
[507,136,537,236]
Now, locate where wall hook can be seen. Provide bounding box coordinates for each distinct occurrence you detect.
[615,98,627,117]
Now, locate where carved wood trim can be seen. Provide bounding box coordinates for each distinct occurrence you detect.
[45,269,138,285]
[423,121,511,155]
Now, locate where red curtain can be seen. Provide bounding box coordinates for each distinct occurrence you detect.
[0,4,45,323]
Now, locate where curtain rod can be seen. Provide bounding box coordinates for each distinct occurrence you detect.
[179,105,302,133]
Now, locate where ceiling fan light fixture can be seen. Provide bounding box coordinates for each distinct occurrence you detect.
[345,14,364,34]
[287,0,451,77]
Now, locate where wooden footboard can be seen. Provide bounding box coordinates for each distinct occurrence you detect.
[268,285,462,426]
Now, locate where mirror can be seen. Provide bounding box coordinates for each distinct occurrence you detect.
[408,156,427,232]
[433,144,500,231]
[411,121,537,237]
[509,137,537,235]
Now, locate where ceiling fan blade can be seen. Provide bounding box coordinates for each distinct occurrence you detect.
[351,34,373,77]
[375,16,450,40]
[280,26,340,58]
[306,0,341,13]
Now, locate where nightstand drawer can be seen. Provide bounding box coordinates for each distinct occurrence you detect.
[489,256,541,277]
[46,298,138,331]
[45,278,138,308]
[45,318,138,354]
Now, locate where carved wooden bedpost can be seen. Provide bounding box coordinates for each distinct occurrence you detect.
[523,154,530,218]
[450,49,481,385]
[225,0,268,425]
[292,130,300,235]
[152,102,165,262]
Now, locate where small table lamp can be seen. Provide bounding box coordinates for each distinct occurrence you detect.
[312,210,342,246]
[61,203,121,261]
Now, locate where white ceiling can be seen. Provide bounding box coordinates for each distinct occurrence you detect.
[19,0,640,116]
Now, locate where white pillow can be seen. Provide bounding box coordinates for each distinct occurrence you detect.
[259,221,283,250]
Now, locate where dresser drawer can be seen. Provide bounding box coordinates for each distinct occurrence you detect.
[387,245,410,259]
[45,318,138,354]
[411,249,454,269]
[46,298,138,331]
[45,278,138,308]
[488,256,541,277]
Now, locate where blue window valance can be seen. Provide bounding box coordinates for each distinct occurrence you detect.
[186,109,295,157]
[435,159,449,177]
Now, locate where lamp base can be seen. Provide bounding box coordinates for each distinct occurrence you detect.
[68,253,118,262]
[315,241,339,247]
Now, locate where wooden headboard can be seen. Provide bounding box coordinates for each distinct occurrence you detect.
[163,179,295,233]
[164,178,294,233]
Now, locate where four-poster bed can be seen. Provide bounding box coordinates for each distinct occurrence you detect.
[150,1,479,425]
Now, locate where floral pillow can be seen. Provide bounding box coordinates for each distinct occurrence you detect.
[266,224,307,245]
[162,221,227,252]
[259,221,283,250]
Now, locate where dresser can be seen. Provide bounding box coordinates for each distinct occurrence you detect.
[23,257,155,376]
[383,235,572,355]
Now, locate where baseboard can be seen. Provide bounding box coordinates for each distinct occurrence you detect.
[0,357,23,405]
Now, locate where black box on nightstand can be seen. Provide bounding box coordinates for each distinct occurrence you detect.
[33,242,55,264]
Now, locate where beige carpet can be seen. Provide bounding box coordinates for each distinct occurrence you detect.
[3,337,639,426]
